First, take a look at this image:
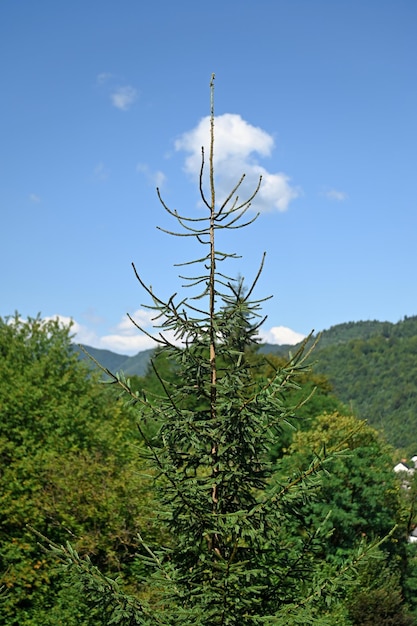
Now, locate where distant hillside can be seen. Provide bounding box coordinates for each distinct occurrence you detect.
[77,342,293,376]
[261,319,413,356]
[75,344,155,377]
[311,316,417,453]
[74,315,417,452]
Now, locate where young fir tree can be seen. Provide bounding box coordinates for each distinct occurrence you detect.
[37,76,385,625]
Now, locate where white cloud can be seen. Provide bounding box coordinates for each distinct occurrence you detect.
[137,163,166,188]
[97,313,307,355]
[44,315,99,345]
[322,188,348,202]
[175,114,299,212]
[259,325,306,345]
[96,73,138,111]
[45,312,159,355]
[44,313,306,356]
[116,309,156,333]
[101,309,182,353]
[99,333,157,354]
[92,318,306,354]
[29,193,41,203]
[111,85,137,111]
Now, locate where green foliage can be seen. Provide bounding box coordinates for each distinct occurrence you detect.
[313,319,397,348]
[281,412,416,622]
[248,353,347,459]
[283,413,417,626]
[258,317,417,454]
[402,543,417,618]
[0,314,156,624]
[77,315,417,455]
[349,586,413,626]
[346,554,414,625]
[312,318,417,452]
[283,412,404,557]
[40,76,401,624]
[132,346,346,458]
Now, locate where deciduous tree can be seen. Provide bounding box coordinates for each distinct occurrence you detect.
[0,314,155,625]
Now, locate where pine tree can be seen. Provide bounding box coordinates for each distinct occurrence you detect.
[36,75,385,625]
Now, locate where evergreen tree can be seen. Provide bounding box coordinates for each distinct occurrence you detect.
[38,76,386,625]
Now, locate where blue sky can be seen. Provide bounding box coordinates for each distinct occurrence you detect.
[1,1,416,354]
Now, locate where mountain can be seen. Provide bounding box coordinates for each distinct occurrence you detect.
[75,344,155,377]
[265,316,417,452]
[74,315,417,452]
[311,316,417,453]
[261,318,412,355]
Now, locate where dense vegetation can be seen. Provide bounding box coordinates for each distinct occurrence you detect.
[0,315,157,625]
[312,317,417,452]
[79,314,417,454]
[2,314,417,624]
[2,79,417,623]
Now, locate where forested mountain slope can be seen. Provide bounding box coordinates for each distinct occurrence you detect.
[312,317,417,453]
[262,316,417,452]
[76,344,154,376]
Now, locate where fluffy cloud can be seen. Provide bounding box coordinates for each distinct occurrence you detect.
[78,310,157,354]
[175,114,299,212]
[86,310,177,355]
[259,325,306,345]
[99,333,157,354]
[99,309,182,353]
[87,318,306,354]
[47,312,160,354]
[95,73,137,111]
[43,315,99,346]
[48,314,306,355]
[111,85,137,111]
